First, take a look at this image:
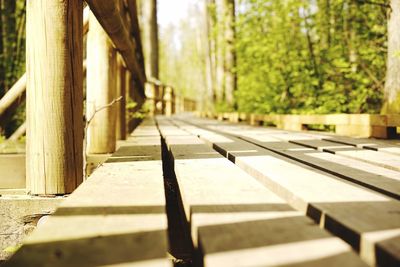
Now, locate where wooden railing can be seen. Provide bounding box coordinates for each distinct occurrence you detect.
[145,79,197,116]
[200,112,400,139]
[0,0,149,196]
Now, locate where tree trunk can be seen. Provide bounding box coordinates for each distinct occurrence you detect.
[142,0,159,79]
[2,0,16,91]
[205,0,217,110]
[383,0,400,113]
[26,0,83,195]
[222,0,236,108]
[215,0,225,103]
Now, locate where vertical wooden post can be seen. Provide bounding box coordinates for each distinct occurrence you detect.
[145,82,156,116]
[115,56,127,140]
[86,13,117,154]
[164,86,173,116]
[26,0,83,195]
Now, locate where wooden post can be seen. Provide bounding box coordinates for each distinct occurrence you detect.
[164,86,173,116]
[116,56,127,140]
[86,13,117,154]
[26,0,83,195]
[145,82,156,116]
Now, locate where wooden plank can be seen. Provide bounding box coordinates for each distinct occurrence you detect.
[157,117,366,267]
[290,139,400,172]
[176,119,400,200]
[175,117,400,266]
[6,120,170,267]
[323,136,400,156]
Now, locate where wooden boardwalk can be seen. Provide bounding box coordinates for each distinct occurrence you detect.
[4,116,400,266]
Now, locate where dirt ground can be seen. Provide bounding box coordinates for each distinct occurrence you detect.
[0,191,63,261]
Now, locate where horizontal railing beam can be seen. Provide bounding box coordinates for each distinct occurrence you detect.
[85,0,146,95]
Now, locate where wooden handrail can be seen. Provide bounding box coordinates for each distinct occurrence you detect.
[85,0,146,94]
[8,121,26,141]
[126,0,145,70]
[0,8,90,118]
[0,60,87,118]
[0,74,26,117]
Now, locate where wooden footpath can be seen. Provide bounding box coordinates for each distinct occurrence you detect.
[4,116,400,266]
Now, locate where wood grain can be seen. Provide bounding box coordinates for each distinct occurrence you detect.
[157,117,365,267]
[26,0,83,195]
[176,116,400,265]
[86,12,118,154]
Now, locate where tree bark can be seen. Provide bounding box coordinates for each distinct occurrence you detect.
[215,0,225,103]
[222,0,236,108]
[141,0,159,79]
[205,0,217,110]
[26,0,83,195]
[383,0,400,113]
[2,0,16,91]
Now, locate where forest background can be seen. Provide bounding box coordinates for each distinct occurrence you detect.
[0,0,397,137]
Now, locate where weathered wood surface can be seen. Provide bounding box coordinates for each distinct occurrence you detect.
[205,112,400,138]
[85,0,146,91]
[323,136,400,156]
[156,117,365,267]
[115,56,127,141]
[174,116,400,266]
[0,7,89,120]
[26,0,84,195]
[289,139,400,172]
[191,121,400,199]
[175,119,400,200]
[86,12,118,154]
[5,120,170,267]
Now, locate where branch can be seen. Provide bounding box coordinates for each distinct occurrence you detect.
[83,95,123,179]
[86,96,123,126]
[355,0,390,8]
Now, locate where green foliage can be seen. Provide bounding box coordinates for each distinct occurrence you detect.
[235,0,387,114]
[0,0,27,136]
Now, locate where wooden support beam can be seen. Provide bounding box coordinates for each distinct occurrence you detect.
[85,0,146,95]
[8,121,26,141]
[0,10,89,119]
[0,74,25,117]
[86,12,118,154]
[126,0,145,71]
[26,0,84,195]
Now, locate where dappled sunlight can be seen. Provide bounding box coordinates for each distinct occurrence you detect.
[307,152,400,182]
[236,155,389,204]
